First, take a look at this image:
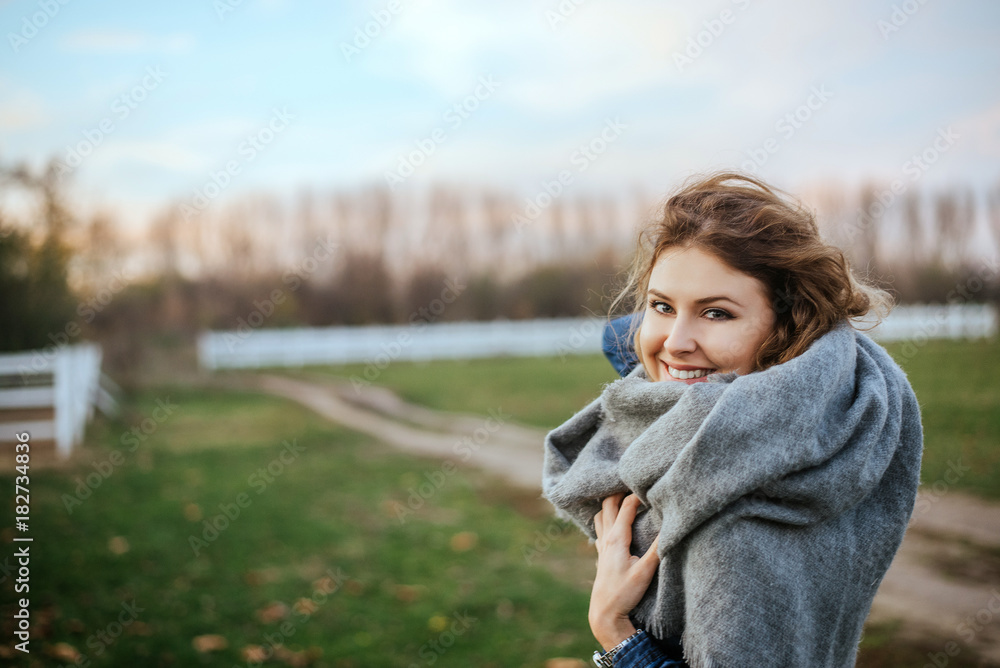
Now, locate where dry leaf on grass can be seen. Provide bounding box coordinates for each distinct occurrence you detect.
[192,634,228,652]
[255,601,290,624]
[47,642,81,662]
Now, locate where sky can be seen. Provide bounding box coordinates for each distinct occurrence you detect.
[1,0,999,230]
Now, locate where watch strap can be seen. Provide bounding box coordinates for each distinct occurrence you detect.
[592,628,645,667]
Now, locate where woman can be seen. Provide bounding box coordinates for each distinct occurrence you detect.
[541,172,924,667]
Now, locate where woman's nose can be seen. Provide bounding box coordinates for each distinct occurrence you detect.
[665,314,698,356]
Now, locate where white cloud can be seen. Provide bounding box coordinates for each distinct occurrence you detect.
[364,0,686,115]
[88,141,209,173]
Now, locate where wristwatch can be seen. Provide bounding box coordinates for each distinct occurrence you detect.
[592,628,645,667]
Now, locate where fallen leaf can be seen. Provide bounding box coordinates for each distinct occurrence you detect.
[192,634,228,652]
[293,598,318,616]
[47,642,81,662]
[242,644,269,662]
[545,659,587,668]
[449,531,478,552]
[255,601,289,624]
[275,645,311,666]
[108,536,130,555]
[393,584,425,603]
[127,621,153,636]
[184,503,202,521]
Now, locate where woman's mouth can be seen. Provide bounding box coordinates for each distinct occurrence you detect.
[661,361,716,382]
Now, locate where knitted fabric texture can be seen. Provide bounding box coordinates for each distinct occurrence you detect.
[541,320,923,668]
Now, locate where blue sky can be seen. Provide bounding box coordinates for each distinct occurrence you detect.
[2,0,998,229]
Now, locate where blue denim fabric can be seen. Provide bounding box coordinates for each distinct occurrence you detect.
[610,630,688,667]
[603,313,641,377]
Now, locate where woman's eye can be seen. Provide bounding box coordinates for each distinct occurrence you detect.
[704,308,734,320]
[649,300,673,315]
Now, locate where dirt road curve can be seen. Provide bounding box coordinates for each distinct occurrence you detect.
[242,372,1000,662]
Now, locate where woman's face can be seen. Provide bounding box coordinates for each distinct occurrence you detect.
[638,245,777,383]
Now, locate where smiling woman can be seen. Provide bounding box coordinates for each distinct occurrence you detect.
[638,246,776,382]
[620,170,892,379]
[541,171,922,668]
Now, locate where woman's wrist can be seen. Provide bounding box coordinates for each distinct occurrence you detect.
[589,613,637,651]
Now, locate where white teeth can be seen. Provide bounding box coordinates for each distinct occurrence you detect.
[667,366,713,380]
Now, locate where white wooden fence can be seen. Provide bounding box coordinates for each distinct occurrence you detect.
[0,343,117,459]
[197,303,997,370]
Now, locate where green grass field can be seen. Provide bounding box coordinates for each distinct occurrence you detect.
[1,387,601,667]
[1,337,997,666]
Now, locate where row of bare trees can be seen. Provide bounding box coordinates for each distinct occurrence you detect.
[2,158,999,372]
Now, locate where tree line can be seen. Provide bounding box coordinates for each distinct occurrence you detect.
[2,157,998,384]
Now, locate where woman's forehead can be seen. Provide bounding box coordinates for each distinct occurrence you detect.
[648,246,767,299]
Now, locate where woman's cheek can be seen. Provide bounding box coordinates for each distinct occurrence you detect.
[711,331,747,373]
[637,325,661,380]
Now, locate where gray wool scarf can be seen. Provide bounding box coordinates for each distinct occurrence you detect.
[542,320,923,668]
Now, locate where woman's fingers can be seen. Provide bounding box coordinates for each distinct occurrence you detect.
[594,492,650,549]
[614,493,643,527]
[594,493,625,539]
[607,493,643,543]
[635,534,661,579]
[643,534,660,561]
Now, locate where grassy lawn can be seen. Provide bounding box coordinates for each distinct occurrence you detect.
[0,386,599,667]
[2,336,996,666]
[291,336,1000,500]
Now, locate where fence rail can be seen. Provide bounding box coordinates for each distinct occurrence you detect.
[198,303,998,370]
[0,343,114,459]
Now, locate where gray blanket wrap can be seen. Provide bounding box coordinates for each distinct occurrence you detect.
[541,320,923,667]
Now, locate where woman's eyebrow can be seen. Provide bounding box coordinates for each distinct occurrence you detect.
[647,289,744,308]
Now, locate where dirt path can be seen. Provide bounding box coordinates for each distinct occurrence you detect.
[238,371,1000,663]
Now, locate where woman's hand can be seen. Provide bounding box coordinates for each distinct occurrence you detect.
[589,492,661,651]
